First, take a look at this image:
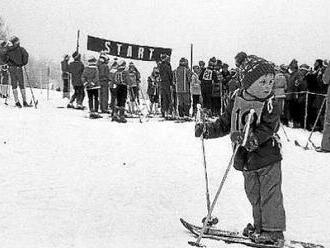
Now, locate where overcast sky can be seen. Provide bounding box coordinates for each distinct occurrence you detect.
[2,0,330,71]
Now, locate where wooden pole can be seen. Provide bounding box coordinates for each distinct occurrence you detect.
[47,66,50,100]
[190,43,193,69]
[76,30,80,53]
[304,92,309,130]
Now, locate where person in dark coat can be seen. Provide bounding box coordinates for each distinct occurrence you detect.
[109,60,118,117]
[61,54,70,99]
[199,57,218,113]
[158,54,173,118]
[195,56,286,245]
[82,56,100,118]
[67,51,85,109]
[285,59,303,127]
[113,60,129,123]
[4,36,29,107]
[211,60,223,116]
[98,53,110,113]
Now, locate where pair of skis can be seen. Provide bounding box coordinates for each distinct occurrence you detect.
[180,218,324,248]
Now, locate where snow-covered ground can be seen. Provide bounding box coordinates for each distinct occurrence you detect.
[0,90,329,248]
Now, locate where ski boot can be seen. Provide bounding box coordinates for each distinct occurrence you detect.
[23,101,32,107]
[250,230,284,245]
[75,104,85,110]
[89,112,102,119]
[15,101,22,108]
[67,103,74,108]
[201,216,219,226]
[243,223,259,237]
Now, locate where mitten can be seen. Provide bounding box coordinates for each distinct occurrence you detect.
[194,123,210,138]
[244,133,259,152]
[195,123,204,137]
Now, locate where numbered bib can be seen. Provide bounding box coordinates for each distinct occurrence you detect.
[230,95,265,133]
[202,69,213,81]
[115,72,124,84]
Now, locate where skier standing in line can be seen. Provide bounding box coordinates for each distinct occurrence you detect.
[158,54,173,118]
[173,57,192,118]
[191,65,202,117]
[195,54,286,245]
[147,67,160,115]
[3,36,29,107]
[127,62,141,114]
[109,60,119,118]
[98,53,110,113]
[113,60,129,123]
[81,56,100,118]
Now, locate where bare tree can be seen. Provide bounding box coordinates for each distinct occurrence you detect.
[0,16,9,41]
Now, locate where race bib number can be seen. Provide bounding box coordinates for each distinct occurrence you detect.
[230,95,265,133]
[202,69,213,81]
[116,72,123,84]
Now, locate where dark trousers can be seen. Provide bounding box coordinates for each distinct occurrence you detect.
[177,92,191,117]
[70,85,85,105]
[201,83,212,110]
[130,86,139,104]
[62,77,70,98]
[87,88,99,112]
[192,94,200,115]
[110,87,117,112]
[160,88,171,114]
[9,66,24,89]
[211,96,221,116]
[243,162,286,232]
[100,82,109,112]
[117,84,127,107]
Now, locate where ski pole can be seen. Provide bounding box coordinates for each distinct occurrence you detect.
[189,109,255,247]
[197,104,211,214]
[304,97,326,149]
[23,66,38,108]
[280,124,290,142]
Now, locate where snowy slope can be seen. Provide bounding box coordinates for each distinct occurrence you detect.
[0,90,329,248]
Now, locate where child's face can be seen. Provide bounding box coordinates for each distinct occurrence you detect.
[246,74,274,99]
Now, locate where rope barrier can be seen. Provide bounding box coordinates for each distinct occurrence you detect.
[284,91,327,97]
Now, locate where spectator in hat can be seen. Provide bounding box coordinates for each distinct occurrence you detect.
[158,54,173,118]
[68,51,85,109]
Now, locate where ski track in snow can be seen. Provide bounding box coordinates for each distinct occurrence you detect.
[0,90,329,248]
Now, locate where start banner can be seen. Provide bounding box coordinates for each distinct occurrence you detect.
[87,35,172,62]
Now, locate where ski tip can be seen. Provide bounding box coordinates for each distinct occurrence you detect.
[188,241,205,247]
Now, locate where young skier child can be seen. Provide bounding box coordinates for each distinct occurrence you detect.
[82,56,100,118]
[195,55,286,245]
